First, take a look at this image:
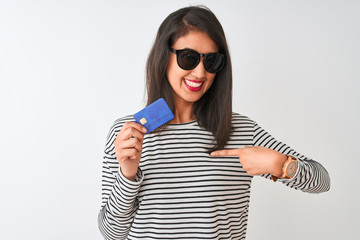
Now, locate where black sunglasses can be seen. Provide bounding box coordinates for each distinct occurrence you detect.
[170,48,225,73]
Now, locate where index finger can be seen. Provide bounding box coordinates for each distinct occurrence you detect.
[116,122,147,142]
[123,121,148,134]
[210,149,241,157]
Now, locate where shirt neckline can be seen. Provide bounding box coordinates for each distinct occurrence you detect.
[167,120,197,126]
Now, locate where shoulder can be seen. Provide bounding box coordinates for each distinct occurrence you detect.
[228,113,256,145]
[112,115,135,128]
[103,115,135,153]
[231,112,256,126]
[105,115,135,140]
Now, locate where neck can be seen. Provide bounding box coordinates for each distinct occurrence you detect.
[169,97,196,124]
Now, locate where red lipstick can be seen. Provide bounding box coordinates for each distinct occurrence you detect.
[184,79,204,91]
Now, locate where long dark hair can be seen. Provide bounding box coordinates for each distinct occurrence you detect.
[146,6,232,151]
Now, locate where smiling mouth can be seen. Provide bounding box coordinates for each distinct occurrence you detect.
[184,79,204,91]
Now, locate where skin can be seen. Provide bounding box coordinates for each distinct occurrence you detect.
[166,30,218,124]
[114,30,288,181]
[210,146,287,178]
[113,122,147,181]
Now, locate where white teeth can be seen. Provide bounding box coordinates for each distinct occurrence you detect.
[185,79,202,88]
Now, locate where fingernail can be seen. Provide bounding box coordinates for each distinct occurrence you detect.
[210,152,215,156]
[143,127,147,133]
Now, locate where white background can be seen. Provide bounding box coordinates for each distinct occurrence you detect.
[1,0,359,239]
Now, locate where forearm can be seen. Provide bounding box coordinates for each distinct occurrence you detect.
[278,157,330,193]
[253,122,330,193]
[98,164,143,240]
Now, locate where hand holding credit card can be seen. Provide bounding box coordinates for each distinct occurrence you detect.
[133,98,174,134]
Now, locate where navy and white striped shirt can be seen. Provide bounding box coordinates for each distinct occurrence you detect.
[98,113,330,240]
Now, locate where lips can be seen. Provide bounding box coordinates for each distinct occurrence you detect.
[184,79,204,91]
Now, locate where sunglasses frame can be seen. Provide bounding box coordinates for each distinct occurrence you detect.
[170,48,225,73]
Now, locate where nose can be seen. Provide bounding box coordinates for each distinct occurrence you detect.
[191,58,207,78]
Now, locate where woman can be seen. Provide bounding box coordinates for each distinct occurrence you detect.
[98,6,330,240]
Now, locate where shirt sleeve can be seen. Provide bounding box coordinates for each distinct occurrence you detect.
[98,118,144,240]
[252,121,330,193]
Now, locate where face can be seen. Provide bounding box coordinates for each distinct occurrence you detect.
[167,30,219,108]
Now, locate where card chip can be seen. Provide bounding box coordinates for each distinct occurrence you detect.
[134,98,174,134]
[140,117,147,125]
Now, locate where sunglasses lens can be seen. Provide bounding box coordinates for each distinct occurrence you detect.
[173,48,225,73]
[177,50,199,70]
[204,53,225,73]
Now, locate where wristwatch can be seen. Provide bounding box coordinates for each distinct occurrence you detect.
[272,155,298,182]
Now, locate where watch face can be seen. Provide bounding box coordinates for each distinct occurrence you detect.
[286,161,298,177]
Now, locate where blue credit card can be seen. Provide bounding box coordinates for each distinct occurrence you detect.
[133,98,174,134]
